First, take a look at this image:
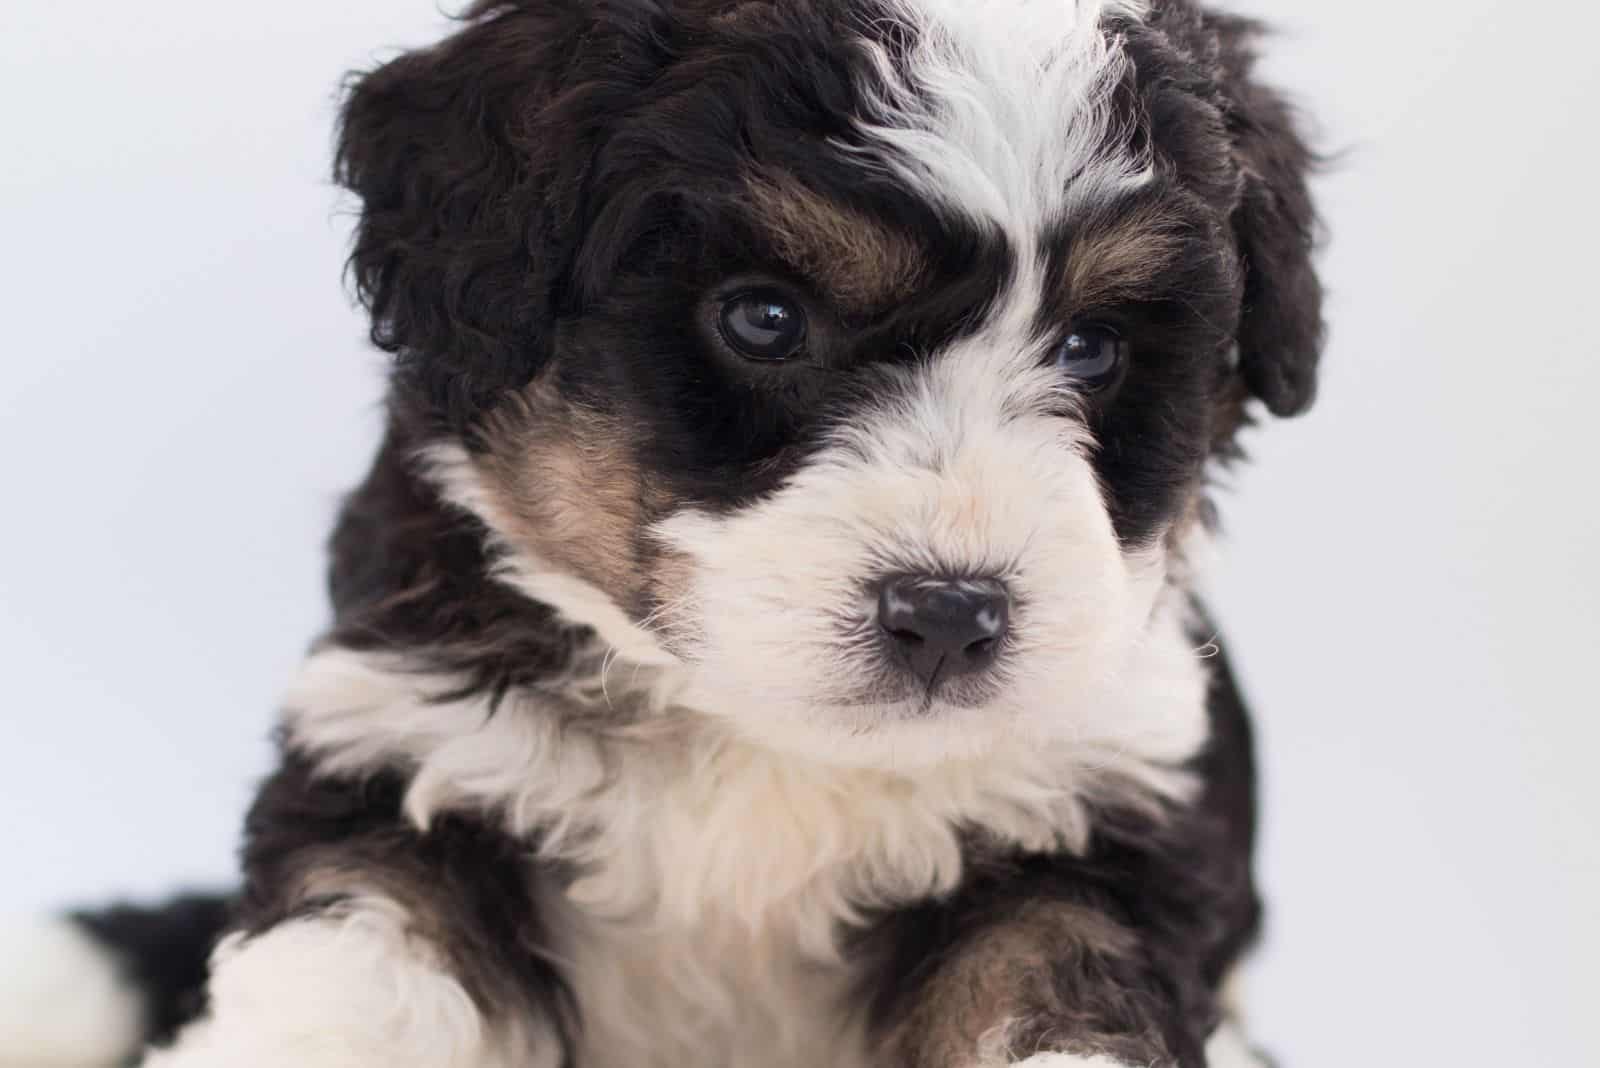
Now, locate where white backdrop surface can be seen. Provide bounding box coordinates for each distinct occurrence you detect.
[1,2,1595,1065]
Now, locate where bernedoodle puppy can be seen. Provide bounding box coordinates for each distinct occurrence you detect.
[0,1,1324,1066]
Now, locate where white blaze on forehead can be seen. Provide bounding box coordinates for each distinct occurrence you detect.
[853,0,1152,239]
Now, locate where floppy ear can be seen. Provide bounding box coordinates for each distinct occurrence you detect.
[1209,15,1325,417]
[334,3,587,429]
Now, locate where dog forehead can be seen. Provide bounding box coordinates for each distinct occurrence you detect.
[695,0,1159,338]
[689,0,1151,229]
[848,0,1152,238]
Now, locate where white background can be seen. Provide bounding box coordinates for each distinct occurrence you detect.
[2,2,1596,1065]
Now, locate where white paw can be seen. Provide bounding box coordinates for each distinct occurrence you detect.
[141,899,525,1068]
[0,916,145,1067]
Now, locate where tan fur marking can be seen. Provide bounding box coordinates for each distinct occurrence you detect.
[475,380,648,605]
[748,173,927,310]
[1065,202,1191,310]
[881,902,1155,1068]
[466,378,698,632]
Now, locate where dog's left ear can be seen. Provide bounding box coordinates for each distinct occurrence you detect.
[1210,16,1325,417]
[334,3,592,430]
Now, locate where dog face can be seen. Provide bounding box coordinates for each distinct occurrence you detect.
[334,0,1321,769]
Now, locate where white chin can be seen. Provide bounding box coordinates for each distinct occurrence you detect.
[679,679,1031,772]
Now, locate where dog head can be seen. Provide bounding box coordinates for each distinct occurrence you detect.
[329,0,1322,769]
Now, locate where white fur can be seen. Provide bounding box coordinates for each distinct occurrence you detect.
[0,917,144,1068]
[1001,1056,1133,1068]
[851,0,1151,239]
[145,897,549,1068]
[547,884,875,1068]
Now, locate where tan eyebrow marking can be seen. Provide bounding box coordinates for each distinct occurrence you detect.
[746,172,929,312]
[1062,200,1193,309]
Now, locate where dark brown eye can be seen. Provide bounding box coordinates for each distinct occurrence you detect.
[719,289,807,360]
[1052,324,1129,389]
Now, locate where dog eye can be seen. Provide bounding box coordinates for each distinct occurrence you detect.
[719,290,807,361]
[1051,324,1129,388]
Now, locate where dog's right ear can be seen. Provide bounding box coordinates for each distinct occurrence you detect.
[335,3,588,428]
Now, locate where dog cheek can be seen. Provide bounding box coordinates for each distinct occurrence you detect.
[474,384,651,607]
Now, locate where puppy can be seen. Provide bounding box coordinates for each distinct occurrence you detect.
[0,1,1322,1066]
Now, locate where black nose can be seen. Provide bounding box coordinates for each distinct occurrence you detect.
[876,575,1010,687]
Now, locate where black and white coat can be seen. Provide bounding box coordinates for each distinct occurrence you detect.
[0,2,1323,1066]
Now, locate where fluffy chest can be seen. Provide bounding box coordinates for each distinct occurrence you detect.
[535,730,1106,1068]
[539,742,1065,1068]
[553,902,873,1068]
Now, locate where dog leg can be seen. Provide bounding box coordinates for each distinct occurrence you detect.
[142,895,546,1068]
[874,895,1248,1068]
